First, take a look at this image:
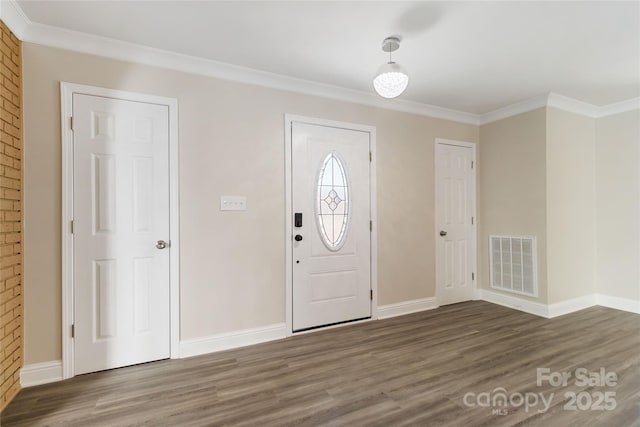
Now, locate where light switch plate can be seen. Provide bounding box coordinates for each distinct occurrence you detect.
[220,196,247,211]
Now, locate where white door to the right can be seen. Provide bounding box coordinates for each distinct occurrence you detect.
[291,122,371,332]
[435,141,476,305]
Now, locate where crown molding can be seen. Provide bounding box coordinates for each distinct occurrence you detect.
[0,0,30,38]
[594,97,640,118]
[6,0,638,126]
[478,94,549,125]
[21,21,482,125]
[547,92,600,117]
[479,93,639,125]
[547,93,640,118]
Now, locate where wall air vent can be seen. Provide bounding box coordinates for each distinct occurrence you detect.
[489,235,537,297]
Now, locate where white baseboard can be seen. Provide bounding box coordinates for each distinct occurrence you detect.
[547,294,598,318]
[179,323,287,359]
[596,293,640,314]
[480,289,640,318]
[478,289,549,318]
[377,297,438,319]
[18,294,639,388]
[20,360,63,387]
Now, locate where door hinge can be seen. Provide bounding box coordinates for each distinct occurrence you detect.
[369,152,372,162]
[472,272,475,280]
[70,116,73,131]
[71,324,75,338]
[370,220,373,232]
[471,216,474,225]
[70,220,74,234]
[370,289,373,300]
[471,160,474,169]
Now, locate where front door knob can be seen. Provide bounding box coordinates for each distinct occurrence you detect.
[439,231,447,237]
[294,234,303,242]
[156,240,169,249]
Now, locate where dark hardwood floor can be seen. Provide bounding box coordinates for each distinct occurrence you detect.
[2,301,639,426]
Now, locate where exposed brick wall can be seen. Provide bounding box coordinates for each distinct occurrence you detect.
[0,20,22,412]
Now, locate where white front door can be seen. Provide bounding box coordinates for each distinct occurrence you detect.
[435,140,476,305]
[291,122,371,331]
[73,94,170,375]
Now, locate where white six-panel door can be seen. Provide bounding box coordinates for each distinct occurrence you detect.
[292,122,371,331]
[435,140,476,305]
[73,94,170,375]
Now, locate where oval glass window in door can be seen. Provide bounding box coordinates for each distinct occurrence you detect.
[316,151,350,251]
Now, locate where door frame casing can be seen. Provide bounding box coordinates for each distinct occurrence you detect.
[434,138,478,304]
[60,82,180,379]
[284,114,377,336]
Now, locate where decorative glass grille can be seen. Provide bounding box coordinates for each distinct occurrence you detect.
[316,152,350,250]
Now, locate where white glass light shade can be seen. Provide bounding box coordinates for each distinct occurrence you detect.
[373,61,409,99]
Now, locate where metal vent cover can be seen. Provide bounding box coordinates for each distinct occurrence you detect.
[489,235,537,297]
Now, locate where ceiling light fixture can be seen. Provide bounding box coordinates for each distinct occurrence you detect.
[373,36,409,99]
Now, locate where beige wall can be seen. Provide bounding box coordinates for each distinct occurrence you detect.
[478,108,548,303]
[480,106,637,306]
[545,108,596,303]
[595,110,640,301]
[22,43,478,364]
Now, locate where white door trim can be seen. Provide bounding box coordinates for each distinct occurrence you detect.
[434,138,478,303]
[284,114,377,336]
[60,82,180,379]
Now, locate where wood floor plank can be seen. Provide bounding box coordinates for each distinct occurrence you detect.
[2,301,638,426]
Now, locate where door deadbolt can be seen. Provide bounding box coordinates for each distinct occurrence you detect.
[439,231,447,237]
[294,234,303,242]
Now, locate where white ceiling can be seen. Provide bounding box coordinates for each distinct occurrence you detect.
[14,1,640,114]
